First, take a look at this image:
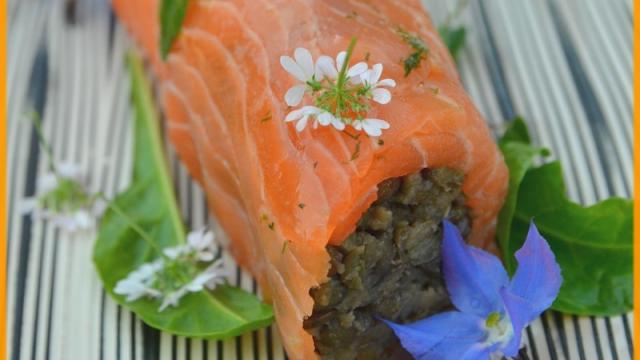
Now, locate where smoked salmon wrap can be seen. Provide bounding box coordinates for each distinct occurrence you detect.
[113,0,508,358]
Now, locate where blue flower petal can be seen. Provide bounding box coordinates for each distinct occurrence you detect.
[442,220,509,317]
[508,221,563,323]
[382,311,488,360]
[499,287,531,357]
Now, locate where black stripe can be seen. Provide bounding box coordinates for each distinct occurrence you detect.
[131,315,137,360]
[547,0,628,195]
[142,324,160,360]
[252,280,259,360]
[589,317,605,360]
[551,312,570,358]
[476,0,516,121]
[621,315,633,358]
[236,267,244,360]
[265,327,273,360]
[186,338,192,360]
[116,306,122,360]
[571,315,587,360]
[44,231,59,360]
[30,223,47,360]
[525,327,539,360]
[171,335,178,360]
[540,314,559,360]
[99,291,106,360]
[201,340,208,360]
[604,318,619,360]
[11,40,48,360]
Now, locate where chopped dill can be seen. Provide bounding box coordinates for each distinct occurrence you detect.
[364,52,371,61]
[346,11,358,19]
[313,161,319,169]
[298,203,306,209]
[260,110,272,123]
[344,131,361,140]
[350,141,361,161]
[268,222,275,230]
[397,28,429,77]
[281,240,290,254]
[377,139,384,146]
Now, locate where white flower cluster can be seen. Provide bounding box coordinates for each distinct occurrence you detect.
[21,162,104,232]
[280,46,396,137]
[114,229,227,312]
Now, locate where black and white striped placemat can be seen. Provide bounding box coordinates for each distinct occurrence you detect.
[7,0,633,359]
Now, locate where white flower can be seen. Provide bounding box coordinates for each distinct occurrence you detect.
[280,48,319,106]
[164,229,216,260]
[352,118,391,137]
[315,51,368,82]
[285,106,345,132]
[187,229,216,261]
[159,259,227,312]
[114,260,163,301]
[22,162,103,232]
[360,63,396,104]
[316,112,346,131]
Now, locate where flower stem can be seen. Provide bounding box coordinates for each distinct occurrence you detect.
[26,110,56,172]
[335,37,358,118]
[98,193,169,260]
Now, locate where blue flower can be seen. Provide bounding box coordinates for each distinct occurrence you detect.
[382,220,562,360]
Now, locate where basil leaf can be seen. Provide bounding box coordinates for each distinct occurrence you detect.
[497,118,633,315]
[93,54,274,338]
[159,0,189,59]
[438,26,466,60]
[512,162,632,315]
[498,116,531,145]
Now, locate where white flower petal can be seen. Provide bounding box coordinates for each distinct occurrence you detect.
[37,172,58,194]
[285,108,305,122]
[347,62,368,78]
[372,88,392,104]
[315,56,338,79]
[331,118,346,131]
[57,162,82,180]
[365,119,390,130]
[336,51,347,71]
[362,123,382,137]
[284,85,306,106]
[370,63,383,84]
[72,210,94,230]
[295,115,309,132]
[317,112,334,126]
[352,120,364,131]
[280,55,307,82]
[294,47,314,80]
[159,288,188,312]
[377,78,396,88]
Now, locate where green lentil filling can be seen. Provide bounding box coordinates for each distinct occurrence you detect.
[303,168,470,360]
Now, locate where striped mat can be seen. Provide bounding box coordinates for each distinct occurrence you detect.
[7,0,634,359]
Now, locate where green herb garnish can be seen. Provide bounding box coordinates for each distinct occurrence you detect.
[497,118,632,316]
[260,111,272,123]
[437,0,469,60]
[397,28,429,77]
[350,141,361,161]
[159,0,189,59]
[94,53,273,338]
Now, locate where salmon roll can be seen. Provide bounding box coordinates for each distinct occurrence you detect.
[113,0,508,359]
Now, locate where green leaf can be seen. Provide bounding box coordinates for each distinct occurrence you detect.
[512,162,633,315]
[438,26,466,60]
[497,118,633,316]
[93,53,274,338]
[498,116,531,146]
[159,0,189,60]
